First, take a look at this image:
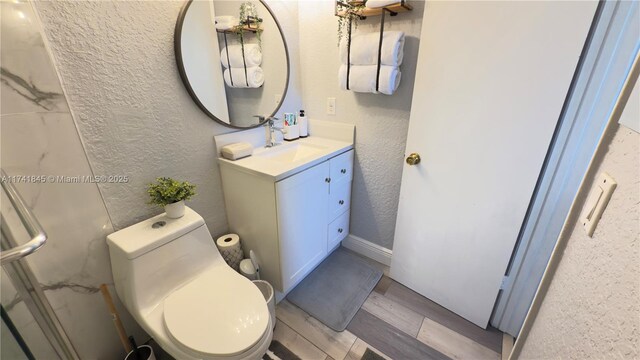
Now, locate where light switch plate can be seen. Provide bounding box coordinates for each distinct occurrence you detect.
[327,97,336,115]
[581,172,617,237]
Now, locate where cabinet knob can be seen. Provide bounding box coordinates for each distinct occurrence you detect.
[325,177,331,183]
[341,168,347,174]
[339,200,344,205]
[338,228,343,233]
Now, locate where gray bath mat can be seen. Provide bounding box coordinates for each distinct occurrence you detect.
[287,248,383,331]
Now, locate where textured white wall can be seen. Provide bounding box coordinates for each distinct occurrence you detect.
[268,0,304,117]
[298,1,424,249]
[34,0,230,233]
[518,125,639,359]
[34,0,303,235]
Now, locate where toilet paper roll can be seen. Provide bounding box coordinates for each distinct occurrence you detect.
[216,234,243,271]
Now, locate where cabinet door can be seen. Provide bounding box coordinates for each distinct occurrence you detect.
[276,161,330,292]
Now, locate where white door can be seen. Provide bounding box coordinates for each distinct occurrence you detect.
[390,1,597,328]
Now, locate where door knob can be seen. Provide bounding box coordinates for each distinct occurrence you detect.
[339,200,344,205]
[406,153,421,165]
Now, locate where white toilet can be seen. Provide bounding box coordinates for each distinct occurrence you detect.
[107,207,273,360]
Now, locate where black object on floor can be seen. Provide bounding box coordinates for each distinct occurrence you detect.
[361,348,386,360]
[263,340,301,360]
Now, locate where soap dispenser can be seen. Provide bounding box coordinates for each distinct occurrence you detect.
[299,110,308,137]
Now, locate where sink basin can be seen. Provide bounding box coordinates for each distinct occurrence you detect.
[255,143,327,164]
[216,132,354,181]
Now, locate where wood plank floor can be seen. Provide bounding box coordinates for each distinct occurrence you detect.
[277,250,504,360]
[278,277,503,360]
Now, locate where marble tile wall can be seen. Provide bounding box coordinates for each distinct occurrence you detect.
[1,1,145,358]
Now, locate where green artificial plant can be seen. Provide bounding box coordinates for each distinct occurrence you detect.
[238,2,262,48]
[337,1,365,46]
[147,177,196,207]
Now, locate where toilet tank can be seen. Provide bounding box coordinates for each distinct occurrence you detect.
[106,207,222,316]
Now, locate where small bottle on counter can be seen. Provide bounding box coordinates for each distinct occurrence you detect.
[299,110,308,137]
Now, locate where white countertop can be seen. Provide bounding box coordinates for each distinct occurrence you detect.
[218,136,353,181]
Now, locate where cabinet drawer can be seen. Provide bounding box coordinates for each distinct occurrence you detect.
[329,179,351,221]
[330,150,354,184]
[328,211,350,250]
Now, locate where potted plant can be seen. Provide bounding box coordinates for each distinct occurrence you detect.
[336,1,365,46]
[147,177,196,219]
[237,2,263,48]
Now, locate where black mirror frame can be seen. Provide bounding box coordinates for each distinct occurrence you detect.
[174,0,290,129]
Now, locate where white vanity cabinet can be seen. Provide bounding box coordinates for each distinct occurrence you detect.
[220,149,354,294]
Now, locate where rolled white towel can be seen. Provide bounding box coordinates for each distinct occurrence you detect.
[365,0,398,9]
[220,44,262,68]
[340,31,404,67]
[224,66,264,88]
[215,16,239,30]
[339,64,401,95]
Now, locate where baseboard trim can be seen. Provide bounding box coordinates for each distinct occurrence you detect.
[341,234,393,266]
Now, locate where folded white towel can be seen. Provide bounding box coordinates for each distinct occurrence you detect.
[365,0,398,9]
[224,66,264,88]
[340,31,405,67]
[215,16,239,30]
[339,65,401,95]
[215,23,236,30]
[220,44,262,68]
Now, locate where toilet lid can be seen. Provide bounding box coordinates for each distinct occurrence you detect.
[163,266,269,357]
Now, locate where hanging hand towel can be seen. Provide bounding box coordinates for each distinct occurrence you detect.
[224,66,264,88]
[340,31,405,67]
[339,65,401,95]
[220,44,262,68]
[365,0,398,9]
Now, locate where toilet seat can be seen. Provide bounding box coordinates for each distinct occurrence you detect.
[163,266,269,358]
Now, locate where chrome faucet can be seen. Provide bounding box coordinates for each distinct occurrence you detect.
[262,116,286,148]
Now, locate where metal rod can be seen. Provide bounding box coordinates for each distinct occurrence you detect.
[223,32,233,86]
[0,169,47,263]
[1,305,35,360]
[347,17,352,90]
[2,215,79,359]
[376,8,386,92]
[240,37,249,87]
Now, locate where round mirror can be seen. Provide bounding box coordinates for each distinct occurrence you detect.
[175,0,290,129]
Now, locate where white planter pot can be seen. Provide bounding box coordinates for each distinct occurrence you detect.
[164,200,185,219]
